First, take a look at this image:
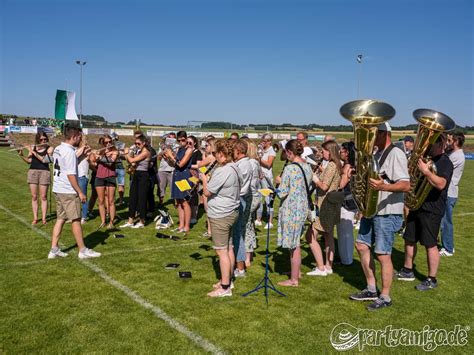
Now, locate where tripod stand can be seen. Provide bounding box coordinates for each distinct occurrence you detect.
[243,192,285,304]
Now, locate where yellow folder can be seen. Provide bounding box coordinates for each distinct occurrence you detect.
[258,188,273,197]
[175,179,192,192]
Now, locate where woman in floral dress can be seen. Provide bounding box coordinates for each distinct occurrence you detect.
[275,140,312,287]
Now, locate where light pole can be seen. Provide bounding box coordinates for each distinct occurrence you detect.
[76,60,87,126]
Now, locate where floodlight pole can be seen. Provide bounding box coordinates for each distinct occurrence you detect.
[76,60,87,127]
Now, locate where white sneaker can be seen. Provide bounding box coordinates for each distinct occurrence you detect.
[131,222,145,229]
[264,222,274,229]
[439,248,454,257]
[48,249,69,259]
[78,248,101,259]
[120,222,134,228]
[234,269,246,278]
[325,268,333,275]
[254,219,262,227]
[306,268,327,276]
[81,218,86,225]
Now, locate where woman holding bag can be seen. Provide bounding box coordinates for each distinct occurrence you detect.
[306,140,342,276]
[275,139,312,287]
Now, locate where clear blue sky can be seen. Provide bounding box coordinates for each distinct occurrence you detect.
[1,0,472,126]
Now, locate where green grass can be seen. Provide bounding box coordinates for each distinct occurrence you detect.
[0,147,473,353]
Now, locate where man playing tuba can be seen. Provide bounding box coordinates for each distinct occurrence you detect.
[397,134,453,291]
[350,122,410,311]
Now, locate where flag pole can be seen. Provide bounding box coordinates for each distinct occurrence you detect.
[357,54,363,98]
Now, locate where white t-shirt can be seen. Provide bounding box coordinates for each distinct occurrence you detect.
[249,159,261,197]
[302,146,313,160]
[447,149,465,198]
[234,157,252,197]
[376,146,409,215]
[260,146,276,181]
[207,163,242,218]
[78,158,89,178]
[53,143,78,194]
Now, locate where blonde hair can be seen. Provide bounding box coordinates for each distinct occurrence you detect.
[242,137,258,159]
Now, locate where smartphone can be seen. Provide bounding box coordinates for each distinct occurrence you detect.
[165,263,180,269]
[178,271,192,279]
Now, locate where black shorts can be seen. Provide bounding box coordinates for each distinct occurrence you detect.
[95,176,117,187]
[403,210,442,248]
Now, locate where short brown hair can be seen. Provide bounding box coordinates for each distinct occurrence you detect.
[285,139,304,156]
[215,139,234,164]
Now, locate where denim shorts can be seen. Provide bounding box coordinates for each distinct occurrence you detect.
[356,214,403,255]
[116,168,125,186]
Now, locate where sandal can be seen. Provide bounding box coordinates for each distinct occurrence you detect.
[31,219,38,225]
[42,219,47,225]
[277,280,299,287]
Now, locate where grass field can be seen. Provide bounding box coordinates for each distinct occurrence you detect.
[0,147,473,354]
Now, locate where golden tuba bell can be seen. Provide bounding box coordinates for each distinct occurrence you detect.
[404,109,455,211]
[340,99,396,218]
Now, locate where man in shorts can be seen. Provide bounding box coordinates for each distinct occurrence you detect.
[349,123,410,311]
[397,134,453,290]
[48,125,101,259]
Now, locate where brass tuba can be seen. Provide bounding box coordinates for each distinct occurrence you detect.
[340,99,396,218]
[404,109,455,210]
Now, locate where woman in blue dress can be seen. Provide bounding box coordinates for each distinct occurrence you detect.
[165,131,194,233]
[275,139,312,287]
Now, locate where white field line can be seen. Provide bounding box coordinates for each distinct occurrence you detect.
[0,242,205,269]
[454,212,474,217]
[0,202,225,355]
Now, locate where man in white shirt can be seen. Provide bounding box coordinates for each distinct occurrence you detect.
[48,126,101,259]
[440,132,466,256]
[349,122,410,311]
[256,133,276,229]
[296,131,313,161]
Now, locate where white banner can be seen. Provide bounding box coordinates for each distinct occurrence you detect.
[112,129,135,136]
[83,128,111,135]
[20,126,38,134]
[65,91,79,120]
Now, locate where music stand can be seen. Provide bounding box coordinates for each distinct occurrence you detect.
[243,180,286,304]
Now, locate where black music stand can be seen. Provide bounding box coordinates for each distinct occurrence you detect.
[243,189,286,304]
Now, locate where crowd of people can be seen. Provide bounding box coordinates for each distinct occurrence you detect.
[19,126,466,306]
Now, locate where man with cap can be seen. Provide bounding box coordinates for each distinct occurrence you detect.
[403,135,415,158]
[349,122,410,311]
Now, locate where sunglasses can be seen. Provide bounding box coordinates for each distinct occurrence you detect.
[186,141,193,145]
[135,142,143,145]
[104,140,112,144]
[178,138,186,142]
[39,138,48,142]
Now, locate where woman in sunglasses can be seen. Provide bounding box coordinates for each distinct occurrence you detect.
[91,135,118,229]
[166,130,193,233]
[19,132,54,225]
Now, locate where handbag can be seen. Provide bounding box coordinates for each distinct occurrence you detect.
[293,163,317,223]
[326,189,345,205]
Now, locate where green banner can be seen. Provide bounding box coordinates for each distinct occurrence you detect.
[55,90,67,120]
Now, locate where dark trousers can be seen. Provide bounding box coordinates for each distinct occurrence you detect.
[147,170,158,212]
[129,171,150,220]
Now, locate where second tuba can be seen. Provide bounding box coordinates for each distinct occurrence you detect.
[340,99,396,218]
[404,109,455,211]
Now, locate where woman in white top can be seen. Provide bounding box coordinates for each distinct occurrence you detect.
[201,139,242,298]
[242,138,261,267]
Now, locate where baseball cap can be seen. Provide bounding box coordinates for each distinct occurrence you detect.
[403,135,414,142]
[377,122,392,132]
